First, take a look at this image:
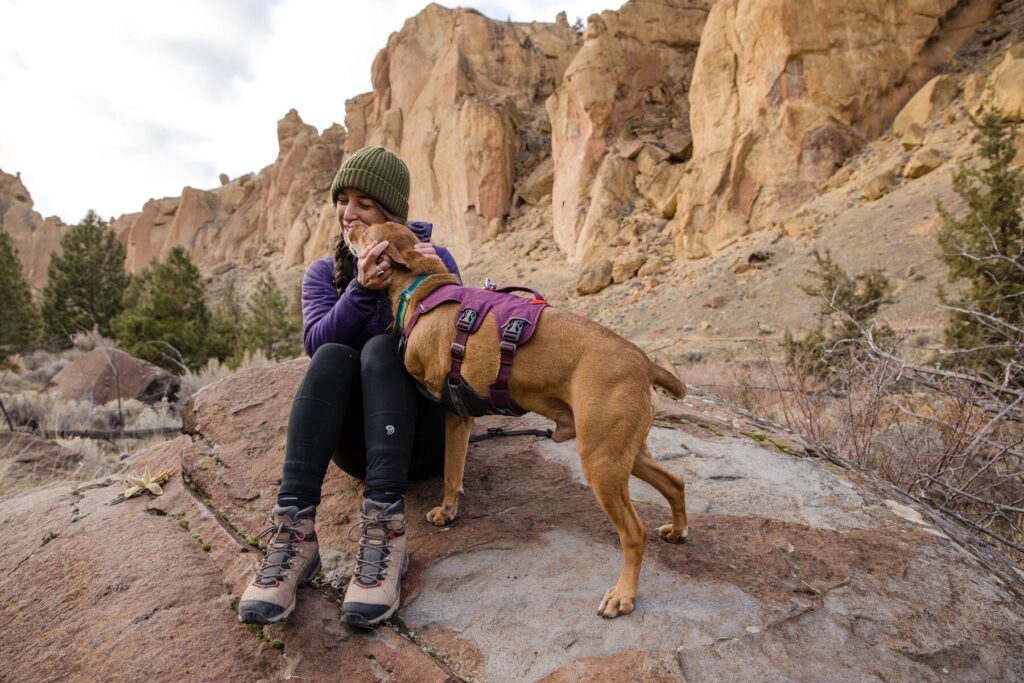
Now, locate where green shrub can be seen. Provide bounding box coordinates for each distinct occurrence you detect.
[41,211,129,348]
[0,229,41,365]
[112,246,219,373]
[937,110,1023,385]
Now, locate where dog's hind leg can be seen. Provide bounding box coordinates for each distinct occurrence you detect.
[426,413,473,526]
[632,446,688,543]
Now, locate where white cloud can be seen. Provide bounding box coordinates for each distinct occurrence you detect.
[0,0,617,223]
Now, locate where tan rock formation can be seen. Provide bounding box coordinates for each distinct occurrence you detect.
[547,1,711,262]
[984,52,1024,119]
[862,170,899,201]
[903,148,945,179]
[901,122,927,150]
[115,110,345,274]
[575,258,613,295]
[892,75,959,136]
[344,5,580,261]
[612,252,647,283]
[0,170,66,290]
[670,0,997,259]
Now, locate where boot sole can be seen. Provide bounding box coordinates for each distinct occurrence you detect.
[238,556,322,625]
[342,551,408,629]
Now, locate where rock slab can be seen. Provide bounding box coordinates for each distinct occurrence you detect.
[4,355,1024,682]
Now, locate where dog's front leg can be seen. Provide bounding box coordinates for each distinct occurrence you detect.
[426,413,473,526]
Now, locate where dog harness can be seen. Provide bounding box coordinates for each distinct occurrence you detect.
[399,280,549,417]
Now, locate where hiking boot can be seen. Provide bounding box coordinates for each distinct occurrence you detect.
[341,498,408,628]
[238,505,320,624]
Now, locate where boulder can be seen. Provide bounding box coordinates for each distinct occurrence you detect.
[636,161,686,218]
[635,144,672,176]
[963,72,986,104]
[984,53,1024,120]
[4,361,1024,681]
[575,259,614,295]
[862,170,898,201]
[638,257,666,278]
[900,122,926,150]
[516,156,555,206]
[0,432,80,496]
[892,75,959,136]
[903,148,945,179]
[44,348,179,405]
[612,252,647,283]
[661,129,693,161]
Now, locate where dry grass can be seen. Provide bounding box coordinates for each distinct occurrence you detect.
[692,343,1024,563]
[181,348,276,397]
[0,335,275,494]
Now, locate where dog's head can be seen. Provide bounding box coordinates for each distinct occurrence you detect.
[343,221,447,276]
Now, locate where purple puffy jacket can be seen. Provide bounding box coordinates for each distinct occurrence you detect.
[301,221,461,356]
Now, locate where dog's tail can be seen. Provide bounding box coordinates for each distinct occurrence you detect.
[649,359,686,399]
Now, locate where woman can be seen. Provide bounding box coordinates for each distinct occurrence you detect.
[237,146,460,628]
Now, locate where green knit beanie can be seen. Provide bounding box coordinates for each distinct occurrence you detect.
[330,146,410,221]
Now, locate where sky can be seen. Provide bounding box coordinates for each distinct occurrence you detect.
[0,0,618,224]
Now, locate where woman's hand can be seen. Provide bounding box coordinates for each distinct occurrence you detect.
[356,239,393,290]
[413,242,442,261]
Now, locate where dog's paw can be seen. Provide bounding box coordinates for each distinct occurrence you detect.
[597,585,635,618]
[658,523,688,544]
[426,504,457,526]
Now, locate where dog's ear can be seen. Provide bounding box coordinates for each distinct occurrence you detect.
[382,241,409,269]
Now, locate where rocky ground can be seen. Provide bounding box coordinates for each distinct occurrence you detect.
[3,359,1022,682]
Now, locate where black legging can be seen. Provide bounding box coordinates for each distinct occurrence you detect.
[277,335,446,509]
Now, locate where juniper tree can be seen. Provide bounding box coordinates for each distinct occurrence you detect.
[207,273,245,366]
[112,246,216,372]
[0,229,41,366]
[239,273,301,361]
[784,250,894,385]
[41,210,129,347]
[937,110,1024,385]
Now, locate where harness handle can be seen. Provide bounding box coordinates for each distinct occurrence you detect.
[493,285,545,300]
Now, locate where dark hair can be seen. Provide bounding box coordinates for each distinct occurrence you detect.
[332,237,356,297]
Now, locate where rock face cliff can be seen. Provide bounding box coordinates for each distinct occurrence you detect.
[547,0,711,262]
[0,170,65,290]
[112,110,345,274]
[669,0,999,259]
[3,360,1022,681]
[344,4,581,261]
[3,0,1017,307]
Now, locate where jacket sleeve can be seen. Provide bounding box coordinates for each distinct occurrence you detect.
[437,246,462,283]
[301,259,379,356]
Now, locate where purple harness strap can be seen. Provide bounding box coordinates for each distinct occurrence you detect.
[403,283,549,416]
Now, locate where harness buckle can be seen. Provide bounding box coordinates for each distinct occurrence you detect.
[456,308,479,332]
[502,317,529,343]
[451,342,466,360]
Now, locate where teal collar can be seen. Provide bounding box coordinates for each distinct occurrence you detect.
[395,275,430,333]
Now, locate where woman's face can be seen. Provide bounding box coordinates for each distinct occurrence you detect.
[336,188,387,233]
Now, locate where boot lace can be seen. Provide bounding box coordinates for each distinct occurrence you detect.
[252,520,306,587]
[347,510,403,587]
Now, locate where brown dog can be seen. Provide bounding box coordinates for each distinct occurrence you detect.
[345,222,689,618]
